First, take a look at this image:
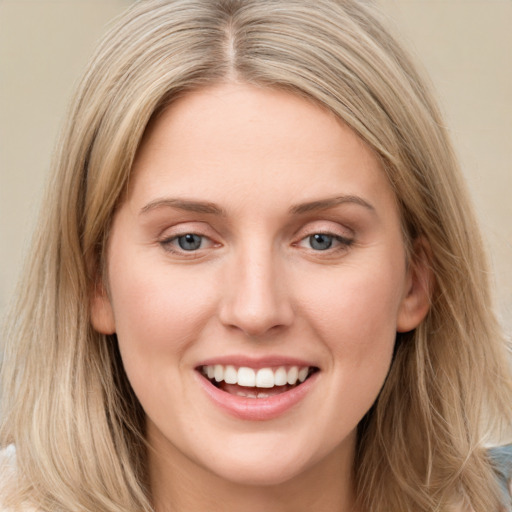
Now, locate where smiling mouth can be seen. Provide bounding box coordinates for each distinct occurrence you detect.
[198,365,319,399]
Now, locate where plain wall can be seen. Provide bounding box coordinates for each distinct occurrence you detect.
[1,0,511,335]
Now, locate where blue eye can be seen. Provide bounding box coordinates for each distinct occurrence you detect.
[297,232,353,253]
[159,229,218,256]
[308,234,334,251]
[176,233,203,251]
[309,233,334,251]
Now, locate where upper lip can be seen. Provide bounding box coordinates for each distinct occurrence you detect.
[195,355,320,370]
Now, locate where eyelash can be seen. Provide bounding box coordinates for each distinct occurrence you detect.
[159,233,216,255]
[158,231,354,256]
[296,232,354,252]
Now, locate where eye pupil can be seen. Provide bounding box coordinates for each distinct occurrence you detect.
[310,234,333,250]
[178,234,202,251]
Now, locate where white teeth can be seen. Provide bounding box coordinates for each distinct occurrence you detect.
[236,390,271,399]
[224,365,237,384]
[237,367,256,387]
[274,367,288,386]
[287,366,298,385]
[298,367,309,382]
[236,390,254,398]
[255,368,274,388]
[201,364,313,388]
[214,364,224,382]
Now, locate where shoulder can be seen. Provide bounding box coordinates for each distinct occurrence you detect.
[488,444,512,510]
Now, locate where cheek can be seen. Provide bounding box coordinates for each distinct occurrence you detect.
[304,264,402,332]
[287,261,403,447]
[297,258,404,374]
[108,254,219,367]
[107,257,223,421]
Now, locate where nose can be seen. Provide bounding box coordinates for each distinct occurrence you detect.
[218,246,294,337]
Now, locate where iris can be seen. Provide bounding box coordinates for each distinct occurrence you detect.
[309,234,333,251]
[178,234,202,251]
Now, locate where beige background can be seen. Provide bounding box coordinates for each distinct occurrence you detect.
[1,0,511,335]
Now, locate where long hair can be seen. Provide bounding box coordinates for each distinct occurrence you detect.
[1,1,511,510]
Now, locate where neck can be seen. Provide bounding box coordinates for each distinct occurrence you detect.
[148,432,359,512]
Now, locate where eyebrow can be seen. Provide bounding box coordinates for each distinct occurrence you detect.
[139,194,375,217]
[140,198,226,216]
[289,195,375,215]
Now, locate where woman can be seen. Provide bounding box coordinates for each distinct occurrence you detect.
[1,1,511,511]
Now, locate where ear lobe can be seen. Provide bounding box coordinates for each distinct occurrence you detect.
[90,281,116,334]
[396,238,434,333]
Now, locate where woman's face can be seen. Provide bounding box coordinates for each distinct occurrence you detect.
[92,83,429,488]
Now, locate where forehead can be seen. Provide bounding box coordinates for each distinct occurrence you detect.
[127,82,395,216]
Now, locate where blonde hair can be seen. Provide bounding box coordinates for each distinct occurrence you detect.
[1,1,511,511]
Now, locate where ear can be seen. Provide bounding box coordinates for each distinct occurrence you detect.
[90,280,116,335]
[396,238,434,333]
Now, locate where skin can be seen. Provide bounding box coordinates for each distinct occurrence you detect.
[91,82,431,512]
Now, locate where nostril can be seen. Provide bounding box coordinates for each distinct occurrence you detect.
[219,304,294,338]
[217,262,294,336]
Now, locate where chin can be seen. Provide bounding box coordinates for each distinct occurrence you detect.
[202,457,311,487]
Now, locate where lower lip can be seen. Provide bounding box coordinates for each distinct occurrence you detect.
[195,371,319,421]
